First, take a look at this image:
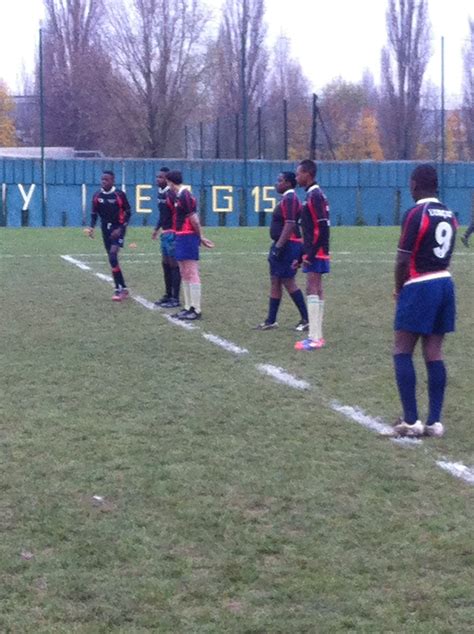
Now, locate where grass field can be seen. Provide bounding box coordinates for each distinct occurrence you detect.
[1,226,473,633]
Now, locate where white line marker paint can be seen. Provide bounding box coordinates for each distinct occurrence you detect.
[133,295,157,311]
[202,333,248,355]
[331,401,393,435]
[436,461,474,485]
[61,255,91,270]
[257,364,310,390]
[162,313,197,331]
[95,272,113,283]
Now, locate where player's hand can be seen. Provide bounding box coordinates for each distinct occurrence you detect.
[151,230,159,240]
[201,237,215,248]
[270,244,284,261]
[84,227,94,239]
[392,289,399,301]
[291,258,300,270]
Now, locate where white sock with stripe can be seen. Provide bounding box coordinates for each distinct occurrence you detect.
[189,283,202,314]
[307,294,320,341]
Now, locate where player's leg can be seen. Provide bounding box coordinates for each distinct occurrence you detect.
[256,276,282,329]
[169,253,181,306]
[282,277,308,330]
[185,260,202,319]
[109,243,128,300]
[392,329,423,430]
[461,219,474,247]
[421,334,446,437]
[172,260,192,317]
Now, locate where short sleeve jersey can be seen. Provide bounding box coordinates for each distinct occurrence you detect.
[175,188,197,234]
[91,187,131,229]
[269,189,302,241]
[398,198,458,279]
[300,183,330,261]
[156,186,176,231]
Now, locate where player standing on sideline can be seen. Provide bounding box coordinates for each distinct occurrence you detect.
[391,164,457,438]
[86,170,131,301]
[460,214,474,247]
[166,171,214,321]
[294,159,330,350]
[255,171,308,330]
[152,167,181,307]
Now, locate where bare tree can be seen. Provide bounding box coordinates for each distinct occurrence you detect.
[40,0,123,151]
[462,19,474,158]
[109,0,209,157]
[205,0,268,157]
[379,0,432,159]
[263,34,311,159]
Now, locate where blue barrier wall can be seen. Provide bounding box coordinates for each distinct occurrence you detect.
[0,159,472,228]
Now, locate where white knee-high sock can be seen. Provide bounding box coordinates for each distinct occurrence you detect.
[183,281,191,310]
[307,294,320,340]
[318,299,325,340]
[189,282,202,313]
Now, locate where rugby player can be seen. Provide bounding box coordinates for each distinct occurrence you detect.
[294,159,330,350]
[255,171,308,331]
[392,164,458,438]
[87,170,131,301]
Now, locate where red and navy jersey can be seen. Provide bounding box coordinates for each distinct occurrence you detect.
[155,186,176,232]
[175,188,197,234]
[300,183,330,261]
[270,189,302,241]
[91,187,131,228]
[398,198,458,280]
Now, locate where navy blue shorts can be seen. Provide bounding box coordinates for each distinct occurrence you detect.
[160,231,176,258]
[102,224,126,252]
[303,258,330,274]
[175,233,200,261]
[268,241,303,279]
[394,276,456,335]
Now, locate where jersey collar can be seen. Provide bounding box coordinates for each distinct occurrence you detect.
[306,183,319,192]
[283,188,295,195]
[416,197,440,204]
[101,186,116,194]
[158,186,170,194]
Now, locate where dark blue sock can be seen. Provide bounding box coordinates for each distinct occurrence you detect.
[393,353,418,423]
[290,289,308,321]
[426,360,446,424]
[267,297,281,324]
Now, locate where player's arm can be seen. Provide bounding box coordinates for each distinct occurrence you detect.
[188,212,214,248]
[121,192,132,225]
[394,250,411,297]
[86,196,99,238]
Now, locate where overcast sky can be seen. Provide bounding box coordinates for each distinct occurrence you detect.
[0,0,472,103]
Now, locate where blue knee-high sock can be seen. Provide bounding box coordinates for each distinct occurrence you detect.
[393,353,418,423]
[267,297,281,324]
[289,289,308,321]
[426,360,447,424]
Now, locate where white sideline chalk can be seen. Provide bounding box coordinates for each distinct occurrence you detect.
[202,333,248,355]
[437,461,474,485]
[95,272,113,283]
[331,401,393,435]
[133,295,157,311]
[61,255,91,270]
[257,364,310,390]
[162,313,197,331]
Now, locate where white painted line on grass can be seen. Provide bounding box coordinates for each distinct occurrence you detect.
[202,333,248,355]
[61,255,91,270]
[95,272,113,283]
[162,313,197,331]
[330,401,393,435]
[257,364,310,390]
[436,461,474,485]
[133,295,157,311]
